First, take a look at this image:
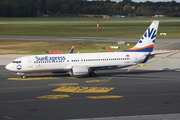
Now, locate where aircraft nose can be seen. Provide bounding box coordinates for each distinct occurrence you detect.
[5,64,12,71]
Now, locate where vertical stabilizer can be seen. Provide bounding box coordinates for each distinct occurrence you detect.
[69,46,74,54]
[124,21,159,52]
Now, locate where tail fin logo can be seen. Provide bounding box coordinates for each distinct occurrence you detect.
[123,21,159,52]
[139,27,156,44]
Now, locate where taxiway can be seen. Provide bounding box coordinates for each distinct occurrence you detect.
[0,39,180,120]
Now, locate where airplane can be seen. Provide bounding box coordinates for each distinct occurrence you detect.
[5,21,159,79]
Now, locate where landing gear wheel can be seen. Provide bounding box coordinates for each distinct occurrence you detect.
[21,75,26,79]
[89,72,96,77]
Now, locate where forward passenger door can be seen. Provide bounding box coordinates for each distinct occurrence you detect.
[27,58,33,67]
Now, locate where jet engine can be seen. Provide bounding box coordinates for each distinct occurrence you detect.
[69,66,89,76]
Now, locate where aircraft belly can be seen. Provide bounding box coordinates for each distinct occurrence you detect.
[19,69,68,74]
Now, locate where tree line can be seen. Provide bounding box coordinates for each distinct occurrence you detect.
[0,0,180,17]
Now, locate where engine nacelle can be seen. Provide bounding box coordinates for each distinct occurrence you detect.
[69,66,89,76]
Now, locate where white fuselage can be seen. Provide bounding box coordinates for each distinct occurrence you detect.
[5,52,147,75]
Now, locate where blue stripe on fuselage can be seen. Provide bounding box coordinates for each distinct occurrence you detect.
[123,47,153,52]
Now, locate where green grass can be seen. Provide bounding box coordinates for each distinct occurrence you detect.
[0,17,179,54]
[0,17,180,38]
[0,40,135,54]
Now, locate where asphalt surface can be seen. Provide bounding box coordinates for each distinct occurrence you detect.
[0,38,180,120]
[0,35,180,42]
[1,66,180,120]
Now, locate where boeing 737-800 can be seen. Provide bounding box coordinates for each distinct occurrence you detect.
[5,21,159,78]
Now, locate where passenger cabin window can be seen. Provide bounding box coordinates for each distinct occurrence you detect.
[12,61,21,63]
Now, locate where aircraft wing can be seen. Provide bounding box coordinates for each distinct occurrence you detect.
[65,63,136,71]
[149,50,177,59]
[87,63,136,70]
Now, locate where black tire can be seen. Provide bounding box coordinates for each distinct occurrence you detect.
[21,75,25,79]
[89,72,96,77]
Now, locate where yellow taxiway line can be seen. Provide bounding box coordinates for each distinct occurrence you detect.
[87,95,123,99]
[7,77,60,80]
[85,80,106,83]
[49,83,79,86]
[135,63,149,67]
[37,94,70,100]
[3,116,13,120]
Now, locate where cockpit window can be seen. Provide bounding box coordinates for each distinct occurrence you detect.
[12,61,21,63]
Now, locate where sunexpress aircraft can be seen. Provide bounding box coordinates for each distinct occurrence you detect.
[5,21,159,78]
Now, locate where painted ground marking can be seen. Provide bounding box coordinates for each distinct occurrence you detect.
[49,83,79,86]
[52,86,114,93]
[87,95,123,99]
[85,80,106,83]
[8,77,60,80]
[37,94,70,100]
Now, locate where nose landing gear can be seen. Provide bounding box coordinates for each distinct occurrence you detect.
[16,73,26,79]
[21,75,26,79]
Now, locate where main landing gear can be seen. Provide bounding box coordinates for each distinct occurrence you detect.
[89,72,96,77]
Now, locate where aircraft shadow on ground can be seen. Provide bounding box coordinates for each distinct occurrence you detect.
[18,68,180,78]
[97,68,180,77]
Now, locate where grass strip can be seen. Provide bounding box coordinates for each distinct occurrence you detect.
[0,40,135,54]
